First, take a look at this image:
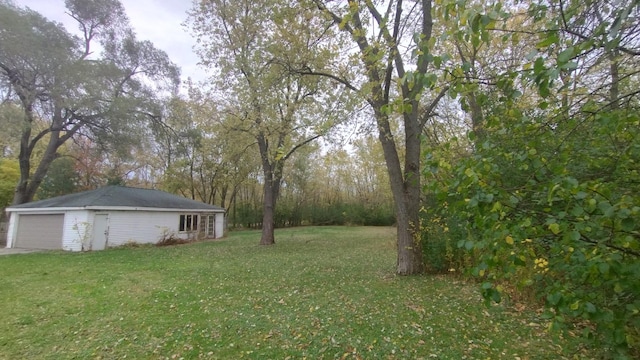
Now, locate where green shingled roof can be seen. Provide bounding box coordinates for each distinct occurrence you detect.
[9,186,224,211]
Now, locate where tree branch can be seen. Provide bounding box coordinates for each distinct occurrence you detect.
[420,86,450,128]
[283,134,323,161]
[580,234,640,258]
[293,68,359,92]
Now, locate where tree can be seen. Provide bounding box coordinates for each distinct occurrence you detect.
[0,0,180,204]
[37,156,79,199]
[188,0,353,245]
[307,0,454,274]
[65,138,113,190]
[156,89,258,210]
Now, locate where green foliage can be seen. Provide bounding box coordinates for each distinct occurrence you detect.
[0,158,19,207]
[232,201,396,229]
[420,205,470,274]
[422,0,640,356]
[36,157,79,199]
[0,103,22,157]
[302,202,395,227]
[233,202,263,229]
[431,104,640,356]
[105,171,126,186]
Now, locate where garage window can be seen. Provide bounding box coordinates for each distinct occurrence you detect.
[179,214,198,232]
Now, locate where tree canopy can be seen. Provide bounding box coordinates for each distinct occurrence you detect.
[0,0,180,204]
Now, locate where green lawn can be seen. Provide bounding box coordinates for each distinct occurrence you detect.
[0,226,593,359]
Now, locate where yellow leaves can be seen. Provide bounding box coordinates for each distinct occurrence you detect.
[460,12,468,25]
[505,235,514,245]
[464,168,475,177]
[614,283,623,293]
[438,158,452,170]
[274,147,286,161]
[548,223,561,234]
[534,258,549,273]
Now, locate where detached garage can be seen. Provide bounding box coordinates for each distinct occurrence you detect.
[5,186,225,251]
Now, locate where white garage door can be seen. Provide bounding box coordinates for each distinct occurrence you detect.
[16,214,64,250]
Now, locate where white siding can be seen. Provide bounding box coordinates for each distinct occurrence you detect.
[6,213,16,248]
[106,211,187,247]
[63,210,91,251]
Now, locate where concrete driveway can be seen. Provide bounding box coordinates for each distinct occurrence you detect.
[0,248,44,255]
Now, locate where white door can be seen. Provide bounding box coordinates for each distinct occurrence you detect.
[92,214,109,250]
[205,215,215,238]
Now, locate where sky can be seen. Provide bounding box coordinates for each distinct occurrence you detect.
[17,0,205,83]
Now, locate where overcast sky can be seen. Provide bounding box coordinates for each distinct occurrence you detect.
[17,0,205,83]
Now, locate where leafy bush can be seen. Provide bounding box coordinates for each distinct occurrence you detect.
[429,106,640,357]
[420,207,469,274]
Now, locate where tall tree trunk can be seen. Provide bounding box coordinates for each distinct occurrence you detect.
[375,105,425,275]
[609,51,620,110]
[257,134,282,245]
[260,177,277,245]
[13,133,60,205]
[13,113,33,205]
[312,0,437,274]
[13,106,61,205]
[13,108,70,205]
[399,104,425,275]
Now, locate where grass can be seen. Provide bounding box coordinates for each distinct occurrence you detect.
[0,226,594,359]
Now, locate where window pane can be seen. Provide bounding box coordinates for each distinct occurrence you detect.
[179,215,186,231]
[186,215,192,231]
[193,215,198,231]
